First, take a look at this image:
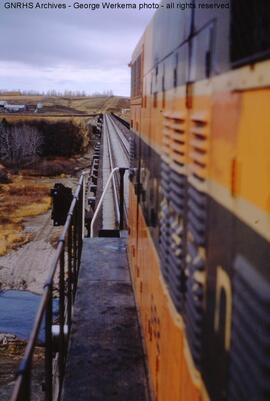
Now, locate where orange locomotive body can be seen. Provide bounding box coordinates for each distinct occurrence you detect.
[128,1,270,401]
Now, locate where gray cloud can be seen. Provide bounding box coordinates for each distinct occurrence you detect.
[0,0,155,94]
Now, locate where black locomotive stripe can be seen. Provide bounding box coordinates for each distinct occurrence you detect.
[130,128,270,401]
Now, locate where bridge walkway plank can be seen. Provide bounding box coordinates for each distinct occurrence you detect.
[62,238,149,401]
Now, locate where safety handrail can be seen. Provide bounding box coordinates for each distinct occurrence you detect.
[90,167,127,237]
[10,172,87,401]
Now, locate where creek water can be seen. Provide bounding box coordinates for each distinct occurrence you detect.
[0,290,58,341]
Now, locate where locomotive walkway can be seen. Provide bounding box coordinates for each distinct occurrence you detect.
[62,238,149,401]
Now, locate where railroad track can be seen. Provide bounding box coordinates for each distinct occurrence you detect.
[103,115,120,225]
[102,114,130,231]
[107,114,130,159]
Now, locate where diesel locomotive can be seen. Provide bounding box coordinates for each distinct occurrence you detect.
[128,1,270,401]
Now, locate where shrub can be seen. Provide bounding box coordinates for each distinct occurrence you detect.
[0,119,85,167]
[0,122,42,168]
[27,120,84,157]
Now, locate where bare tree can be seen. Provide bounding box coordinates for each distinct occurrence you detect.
[90,90,114,97]
[0,123,43,168]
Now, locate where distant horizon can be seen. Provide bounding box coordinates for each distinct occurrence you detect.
[0,89,130,98]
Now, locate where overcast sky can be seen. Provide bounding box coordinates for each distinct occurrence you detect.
[0,1,155,96]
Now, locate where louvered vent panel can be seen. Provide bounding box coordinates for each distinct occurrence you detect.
[159,161,171,280]
[158,112,189,312]
[167,212,186,311]
[129,135,136,181]
[159,197,170,280]
[185,187,207,368]
[170,170,186,214]
[162,112,187,172]
[160,160,170,193]
[185,111,209,370]
[187,187,207,247]
[228,256,270,401]
[162,125,171,162]
[189,113,209,183]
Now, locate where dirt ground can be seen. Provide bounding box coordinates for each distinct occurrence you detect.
[0,172,85,294]
[0,175,80,293]
[0,149,92,293]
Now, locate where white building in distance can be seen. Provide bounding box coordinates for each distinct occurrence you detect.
[4,104,26,112]
[0,101,8,108]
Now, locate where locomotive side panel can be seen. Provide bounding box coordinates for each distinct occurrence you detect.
[128,2,270,401]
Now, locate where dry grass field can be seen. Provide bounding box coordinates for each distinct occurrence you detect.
[0,95,129,118]
[0,175,51,256]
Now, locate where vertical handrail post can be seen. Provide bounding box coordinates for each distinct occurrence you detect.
[45,284,53,401]
[78,187,83,264]
[119,168,126,230]
[22,367,31,401]
[73,208,78,294]
[58,245,65,391]
[67,224,72,331]
[81,171,88,240]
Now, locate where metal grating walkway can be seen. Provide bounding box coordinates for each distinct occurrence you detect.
[62,238,149,401]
